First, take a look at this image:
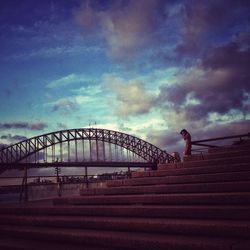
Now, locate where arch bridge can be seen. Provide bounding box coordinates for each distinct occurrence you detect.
[0,128,174,170]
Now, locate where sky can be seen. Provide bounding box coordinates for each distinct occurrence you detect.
[0,0,249,162]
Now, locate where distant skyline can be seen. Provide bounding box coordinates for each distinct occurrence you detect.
[0,0,249,159]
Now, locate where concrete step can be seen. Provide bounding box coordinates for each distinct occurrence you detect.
[80,181,250,196]
[53,192,250,206]
[132,163,250,178]
[1,139,249,250]
[0,237,115,250]
[0,224,249,250]
[0,204,249,220]
[159,155,250,170]
[0,215,249,239]
[107,171,250,187]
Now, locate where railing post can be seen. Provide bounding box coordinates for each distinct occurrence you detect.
[85,166,89,188]
[24,165,28,202]
[127,166,131,178]
[20,165,28,203]
[55,166,62,197]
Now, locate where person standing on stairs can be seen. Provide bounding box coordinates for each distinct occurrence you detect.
[180,129,192,156]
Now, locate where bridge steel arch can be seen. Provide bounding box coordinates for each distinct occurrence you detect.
[0,128,174,165]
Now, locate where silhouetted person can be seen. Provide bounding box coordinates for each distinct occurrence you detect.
[180,129,192,156]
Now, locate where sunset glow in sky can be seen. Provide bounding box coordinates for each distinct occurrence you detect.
[0,0,249,156]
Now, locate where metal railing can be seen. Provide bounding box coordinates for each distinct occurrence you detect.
[191,132,250,156]
[0,165,150,203]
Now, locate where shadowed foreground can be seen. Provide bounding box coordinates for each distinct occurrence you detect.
[0,140,250,249]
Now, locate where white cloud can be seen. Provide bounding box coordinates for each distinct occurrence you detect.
[50,98,76,111]
[124,117,166,141]
[185,92,201,106]
[47,95,92,112]
[74,95,93,105]
[71,84,102,96]
[138,67,180,94]
[103,73,156,117]
[91,122,121,132]
[47,73,91,88]
[5,45,101,62]
[74,0,166,59]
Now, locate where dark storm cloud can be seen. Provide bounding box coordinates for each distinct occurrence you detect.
[0,134,27,142]
[146,130,180,149]
[158,39,250,122]
[194,120,250,140]
[51,99,76,112]
[202,42,250,71]
[0,143,8,149]
[176,0,250,56]
[200,42,250,116]
[57,122,68,130]
[0,122,48,130]
[0,134,28,150]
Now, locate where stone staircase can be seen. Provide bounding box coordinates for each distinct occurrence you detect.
[0,141,249,249]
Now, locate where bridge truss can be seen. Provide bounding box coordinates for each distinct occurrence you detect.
[0,128,174,169]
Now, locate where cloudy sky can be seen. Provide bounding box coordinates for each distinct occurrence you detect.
[0,0,249,158]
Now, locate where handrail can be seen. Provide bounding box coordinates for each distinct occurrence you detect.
[191,132,250,148]
[0,173,132,183]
